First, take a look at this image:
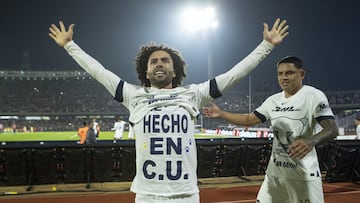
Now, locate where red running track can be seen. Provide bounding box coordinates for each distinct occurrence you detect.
[0,182,359,203]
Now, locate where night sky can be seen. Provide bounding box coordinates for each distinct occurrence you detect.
[1,0,359,92]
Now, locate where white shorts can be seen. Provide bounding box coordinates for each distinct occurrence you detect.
[256,174,324,203]
[114,132,123,139]
[135,193,199,203]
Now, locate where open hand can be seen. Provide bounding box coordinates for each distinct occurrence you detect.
[202,102,221,118]
[48,21,75,47]
[263,18,289,46]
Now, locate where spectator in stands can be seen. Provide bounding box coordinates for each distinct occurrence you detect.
[203,56,338,203]
[77,121,89,144]
[355,116,360,139]
[49,18,288,203]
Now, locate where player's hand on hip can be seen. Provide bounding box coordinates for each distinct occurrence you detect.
[263,18,289,46]
[288,139,313,160]
[48,21,75,47]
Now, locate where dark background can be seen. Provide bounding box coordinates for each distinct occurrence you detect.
[1,0,359,92]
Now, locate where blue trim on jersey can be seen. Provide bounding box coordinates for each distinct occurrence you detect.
[114,80,124,102]
[210,79,222,99]
[254,111,267,123]
[315,115,334,123]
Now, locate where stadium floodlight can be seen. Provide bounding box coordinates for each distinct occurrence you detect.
[179,5,219,81]
[181,7,218,32]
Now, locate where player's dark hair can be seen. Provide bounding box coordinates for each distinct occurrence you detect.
[135,43,186,88]
[277,56,303,69]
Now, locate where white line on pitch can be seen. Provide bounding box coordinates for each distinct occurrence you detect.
[210,200,256,203]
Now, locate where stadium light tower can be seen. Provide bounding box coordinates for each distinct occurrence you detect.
[182,7,218,32]
[181,6,218,79]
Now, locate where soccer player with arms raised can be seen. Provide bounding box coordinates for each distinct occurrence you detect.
[49,18,288,203]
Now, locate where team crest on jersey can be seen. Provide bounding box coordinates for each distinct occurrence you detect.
[317,102,329,112]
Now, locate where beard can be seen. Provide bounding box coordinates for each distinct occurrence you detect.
[147,70,174,88]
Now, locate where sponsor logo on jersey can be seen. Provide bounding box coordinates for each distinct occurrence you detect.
[274,159,298,169]
[143,94,179,105]
[317,102,330,112]
[272,106,300,112]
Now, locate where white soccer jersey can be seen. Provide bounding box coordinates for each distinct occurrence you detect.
[255,85,334,181]
[128,124,135,139]
[93,121,98,135]
[112,120,126,139]
[64,40,274,196]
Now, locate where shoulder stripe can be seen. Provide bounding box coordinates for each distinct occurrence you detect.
[210,79,222,99]
[254,111,267,123]
[114,80,124,102]
[315,115,334,123]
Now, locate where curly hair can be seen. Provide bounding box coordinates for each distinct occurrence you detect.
[134,43,186,88]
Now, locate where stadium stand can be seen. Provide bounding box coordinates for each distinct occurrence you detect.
[1,70,360,133]
[1,70,360,188]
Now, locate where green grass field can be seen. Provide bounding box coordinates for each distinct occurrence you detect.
[0,131,131,142]
[0,131,224,142]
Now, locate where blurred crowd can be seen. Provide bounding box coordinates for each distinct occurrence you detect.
[0,77,359,133]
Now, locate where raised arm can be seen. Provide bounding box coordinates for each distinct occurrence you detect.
[202,102,262,126]
[48,21,122,98]
[214,18,289,93]
[263,18,289,46]
[48,21,75,47]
